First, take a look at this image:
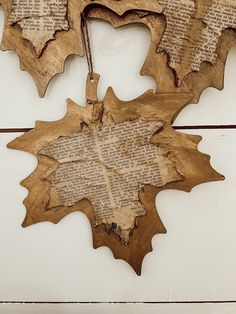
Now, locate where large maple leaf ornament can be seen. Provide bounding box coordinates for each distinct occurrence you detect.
[8,74,223,275]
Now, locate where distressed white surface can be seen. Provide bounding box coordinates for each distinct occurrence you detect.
[0,129,236,302]
[0,9,236,312]
[1,303,236,314]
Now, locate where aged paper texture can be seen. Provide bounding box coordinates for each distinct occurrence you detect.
[158,0,236,81]
[40,119,181,244]
[8,0,69,56]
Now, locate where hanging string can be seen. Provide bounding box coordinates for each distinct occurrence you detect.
[81,13,94,80]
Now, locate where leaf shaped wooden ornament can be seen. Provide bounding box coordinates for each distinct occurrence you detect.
[1,0,236,98]
[88,4,236,106]
[0,0,162,97]
[8,73,223,275]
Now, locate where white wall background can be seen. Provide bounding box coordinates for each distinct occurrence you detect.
[0,10,236,313]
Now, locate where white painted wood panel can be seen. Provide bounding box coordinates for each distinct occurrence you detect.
[0,129,235,302]
[1,9,236,311]
[1,303,236,314]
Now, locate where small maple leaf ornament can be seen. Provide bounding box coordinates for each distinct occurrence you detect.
[8,73,223,275]
[1,0,236,98]
[88,4,236,105]
[0,0,162,96]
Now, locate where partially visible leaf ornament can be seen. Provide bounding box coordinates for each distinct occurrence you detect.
[8,0,69,57]
[8,73,223,275]
[88,6,236,107]
[0,0,162,97]
[1,0,236,98]
[155,0,236,83]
